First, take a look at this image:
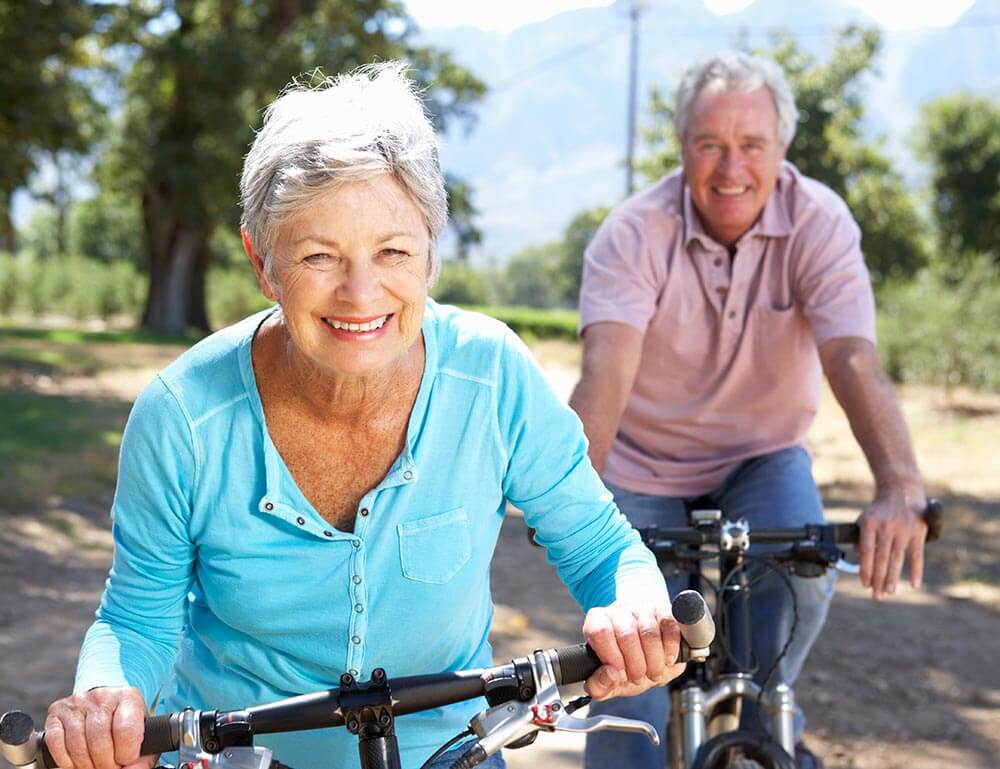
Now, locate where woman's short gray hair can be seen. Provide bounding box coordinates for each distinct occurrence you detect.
[240,61,447,280]
[674,52,799,147]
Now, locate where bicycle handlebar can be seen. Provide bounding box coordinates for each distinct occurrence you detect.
[640,499,943,552]
[1,644,606,769]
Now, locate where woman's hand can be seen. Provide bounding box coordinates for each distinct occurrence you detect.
[582,600,686,701]
[44,687,152,769]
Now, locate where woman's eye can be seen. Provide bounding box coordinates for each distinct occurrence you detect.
[304,253,335,266]
[380,248,408,259]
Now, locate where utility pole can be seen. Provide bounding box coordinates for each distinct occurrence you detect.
[624,0,645,197]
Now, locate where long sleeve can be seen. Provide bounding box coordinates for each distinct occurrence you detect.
[75,376,198,702]
[496,331,668,612]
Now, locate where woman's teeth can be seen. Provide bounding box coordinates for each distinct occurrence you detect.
[324,315,389,332]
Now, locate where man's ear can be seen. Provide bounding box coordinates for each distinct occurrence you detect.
[242,227,278,302]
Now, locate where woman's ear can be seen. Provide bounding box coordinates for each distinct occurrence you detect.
[242,227,278,302]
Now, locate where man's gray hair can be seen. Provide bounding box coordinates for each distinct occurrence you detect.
[674,52,799,146]
[240,61,447,280]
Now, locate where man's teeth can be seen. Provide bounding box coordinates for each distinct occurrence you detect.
[325,315,389,332]
[716,186,748,196]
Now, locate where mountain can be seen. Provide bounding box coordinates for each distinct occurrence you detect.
[420,0,998,260]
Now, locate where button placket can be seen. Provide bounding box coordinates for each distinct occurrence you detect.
[347,544,367,673]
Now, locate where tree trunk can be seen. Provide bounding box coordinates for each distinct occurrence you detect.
[0,189,16,254]
[139,186,211,334]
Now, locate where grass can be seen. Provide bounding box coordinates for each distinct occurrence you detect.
[0,390,130,512]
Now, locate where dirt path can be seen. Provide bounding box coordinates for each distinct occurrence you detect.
[2,339,998,769]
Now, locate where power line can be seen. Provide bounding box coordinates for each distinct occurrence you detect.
[486,24,626,94]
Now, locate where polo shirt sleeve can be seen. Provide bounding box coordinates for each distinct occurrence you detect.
[74,376,197,704]
[495,330,668,612]
[579,210,662,335]
[794,207,877,346]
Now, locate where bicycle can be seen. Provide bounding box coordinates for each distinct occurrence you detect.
[0,591,712,769]
[633,499,943,769]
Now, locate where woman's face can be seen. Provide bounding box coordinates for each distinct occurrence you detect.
[257,174,431,379]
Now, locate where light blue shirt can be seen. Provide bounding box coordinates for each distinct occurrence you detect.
[75,300,667,769]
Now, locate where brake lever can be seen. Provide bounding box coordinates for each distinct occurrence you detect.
[466,649,659,761]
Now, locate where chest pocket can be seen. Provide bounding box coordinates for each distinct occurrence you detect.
[397,507,472,584]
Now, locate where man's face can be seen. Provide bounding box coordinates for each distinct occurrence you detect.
[681,86,787,248]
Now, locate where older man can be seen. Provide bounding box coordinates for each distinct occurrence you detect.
[573,53,929,769]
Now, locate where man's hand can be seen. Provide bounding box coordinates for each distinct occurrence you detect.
[581,601,686,701]
[857,490,928,601]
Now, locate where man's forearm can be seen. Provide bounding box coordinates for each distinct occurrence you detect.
[570,375,624,475]
[569,323,645,476]
[822,339,923,502]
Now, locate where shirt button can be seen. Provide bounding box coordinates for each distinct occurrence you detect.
[296,516,305,525]
[352,540,361,549]
[352,575,362,584]
[263,501,274,511]
[352,636,361,645]
[713,258,722,267]
[403,470,413,480]
[349,669,359,677]
[360,508,370,517]
[728,310,737,319]
[355,603,364,613]
[323,530,333,538]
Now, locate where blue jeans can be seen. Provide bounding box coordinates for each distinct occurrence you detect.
[426,743,506,768]
[584,447,836,769]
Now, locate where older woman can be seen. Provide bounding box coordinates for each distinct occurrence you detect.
[44,64,683,769]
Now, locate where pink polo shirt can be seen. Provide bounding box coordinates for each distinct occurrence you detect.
[579,162,876,497]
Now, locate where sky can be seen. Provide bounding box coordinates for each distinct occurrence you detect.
[404,0,978,33]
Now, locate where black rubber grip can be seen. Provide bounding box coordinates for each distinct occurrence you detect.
[553,643,603,685]
[671,590,706,625]
[923,498,943,543]
[34,715,175,769]
[139,714,177,755]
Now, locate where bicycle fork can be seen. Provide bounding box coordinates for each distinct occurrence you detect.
[668,676,795,769]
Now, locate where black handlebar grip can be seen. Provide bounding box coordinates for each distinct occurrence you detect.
[552,643,603,685]
[829,523,860,544]
[923,498,943,543]
[139,714,178,756]
[33,715,176,769]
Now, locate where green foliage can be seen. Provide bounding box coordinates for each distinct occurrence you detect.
[917,94,1000,263]
[206,266,274,328]
[878,257,1000,391]
[432,260,496,306]
[638,26,928,288]
[70,191,144,265]
[0,0,109,250]
[462,306,579,342]
[558,205,611,305]
[496,243,567,309]
[444,173,482,260]
[0,253,145,322]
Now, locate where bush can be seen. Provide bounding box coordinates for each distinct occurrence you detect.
[207,267,273,327]
[462,305,579,342]
[879,257,1000,391]
[431,260,495,306]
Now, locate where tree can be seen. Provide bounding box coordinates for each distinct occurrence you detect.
[557,205,611,305]
[638,26,928,288]
[444,173,482,261]
[0,0,106,252]
[101,0,484,333]
[917,94,1000,264]
[499,244,565,309]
